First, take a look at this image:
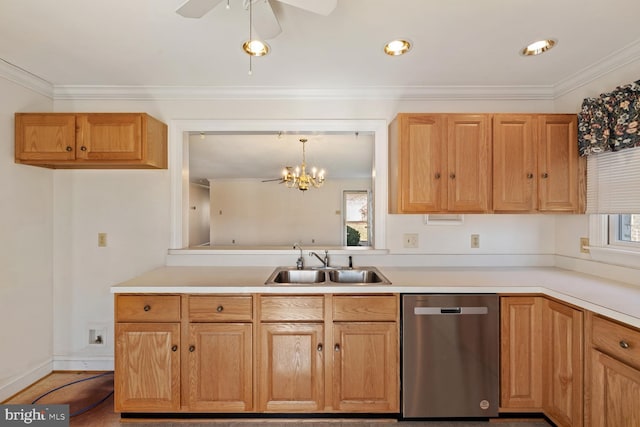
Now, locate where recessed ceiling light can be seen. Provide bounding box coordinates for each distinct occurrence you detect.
[384,39,412,56]
[521,39,557,56]
[243,40,270,56]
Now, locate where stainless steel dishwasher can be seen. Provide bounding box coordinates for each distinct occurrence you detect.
[401,294,499,418]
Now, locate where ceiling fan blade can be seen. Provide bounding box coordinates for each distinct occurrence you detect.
[276,0,337,16]
[176,0,224,18]
[251,0,282,39]
[262,178,284,182]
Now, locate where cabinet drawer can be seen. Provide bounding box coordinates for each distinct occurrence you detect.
[189,295,252,322]
[260,296,324,321]
[333,295,398,321]
[592,315,640,369]
[116,295,180,322]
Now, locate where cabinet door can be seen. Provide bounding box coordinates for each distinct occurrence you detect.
[537,115,579,212]
[493,115,537,212]
[76,113,143,161]
[187,323,253,412]
[397,114,447,212]
[543,300,583,427]
[258,323,324,412]
[446,114,492,212]
[500,297,543,410]
[332,322,398,412]
[114,322,180,412]
[589,349,640,427]
[15,113,77,161]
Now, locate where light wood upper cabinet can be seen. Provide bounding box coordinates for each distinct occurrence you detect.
[493,115,537,212]
[15,112,167,168]
[493,114,583,213]
[389,113,491,213]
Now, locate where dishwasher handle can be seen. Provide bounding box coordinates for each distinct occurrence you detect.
[414,306,489,315]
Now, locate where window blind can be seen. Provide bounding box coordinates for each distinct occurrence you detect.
[586,146,640,213]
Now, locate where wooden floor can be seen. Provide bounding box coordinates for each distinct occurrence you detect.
[3,372,551,427]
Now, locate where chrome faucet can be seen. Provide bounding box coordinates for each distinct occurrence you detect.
[293,242,304,269]
[309,250,330,268]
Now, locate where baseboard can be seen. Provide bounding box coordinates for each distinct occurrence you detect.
[52,355,114,371]
[0,359,52,402]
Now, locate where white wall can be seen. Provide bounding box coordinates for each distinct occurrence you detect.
[209,178,370,247]
[0,77,54,400]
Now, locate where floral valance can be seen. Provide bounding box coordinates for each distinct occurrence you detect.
[578,80,640,156]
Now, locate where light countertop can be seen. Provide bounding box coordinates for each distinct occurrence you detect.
[111,266,640,329]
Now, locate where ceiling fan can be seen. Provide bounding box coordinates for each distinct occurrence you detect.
[176,0,338,39]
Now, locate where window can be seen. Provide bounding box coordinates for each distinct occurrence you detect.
[344,191,370,246]
[609,214,640,247]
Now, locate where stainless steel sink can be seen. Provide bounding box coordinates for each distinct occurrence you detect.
[327,269,386,284]
[265,266,391,286]
[269,269,326,284]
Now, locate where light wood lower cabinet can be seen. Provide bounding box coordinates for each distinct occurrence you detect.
[586,313,640,427]
[115,322,181,412]
[115,293,399,415]
[187,323,253,411]
[500,296,583,427]
[258,322,325,412]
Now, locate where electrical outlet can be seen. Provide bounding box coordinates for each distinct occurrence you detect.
[403,233,419,248]
[580,237,590,254]
[89,328,106,346]
[97,233,107,247]
[471,234,480,248]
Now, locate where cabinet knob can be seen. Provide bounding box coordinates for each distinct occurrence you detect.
[216,305,224,312]
[143,305,151,312]
[449,173,456,179]
[317,343,323,352]
[527,173,534,179]
[65,146,73,152]
[171,345,178,352]
[434,173,441,179]
[189,345,196,352]
[541,172,549,179]
[620,340,630,349]
[334,343,341,352]
[80,146,87,151]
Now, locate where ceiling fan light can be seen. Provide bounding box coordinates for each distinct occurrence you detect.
[521,39,556,56]
[384,39,412,56]
[243,39,270,56]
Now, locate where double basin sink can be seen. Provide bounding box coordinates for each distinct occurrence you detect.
[265,266,392,286]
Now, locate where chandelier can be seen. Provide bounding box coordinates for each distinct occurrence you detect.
[282,138,326,191]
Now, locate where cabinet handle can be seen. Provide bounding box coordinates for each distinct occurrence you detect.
[189,345,196,352]
[527,173,534,179]
[80,146,87,151]
[334,344,340,352]
[66,146,73,152]
[434,173,441,179]
[317,343,323,352]
[171,345,178,352]
[620,340,630,349]
[449,173,456,179]
[541,172,549,178]
[216,305,224,312]
[143,305,151,312]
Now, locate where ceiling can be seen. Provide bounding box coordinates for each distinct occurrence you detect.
[189,132,374,183]
[1,0,640,94]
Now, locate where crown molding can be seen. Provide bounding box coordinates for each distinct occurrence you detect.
[553,37,640,98]
[0,58,53,98]
[52,84,555,101]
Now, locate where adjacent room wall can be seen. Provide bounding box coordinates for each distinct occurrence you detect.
[0,76,54,400]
